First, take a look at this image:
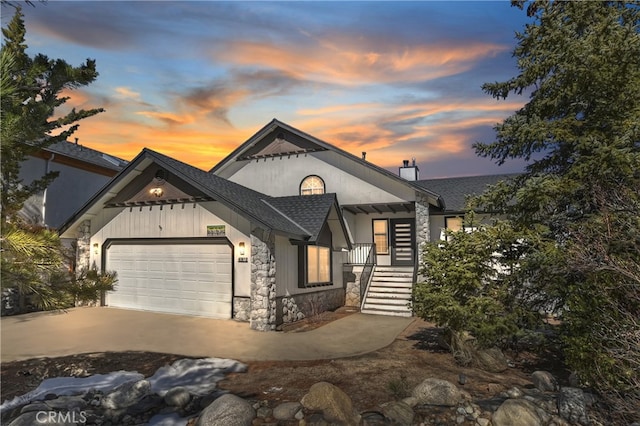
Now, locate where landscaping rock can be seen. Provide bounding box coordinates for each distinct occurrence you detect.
[101,379,150,410]
[492,398,543,426]
[381,400,415,425]
[196,393,255,426]
[360,410,387,426]
[532,370,558,392]
[272,401,302,420]
[301,381,360,426]
[412,378,465,406]
[473,347,509,373]
[558,387,590,425]
[164,386,191,407]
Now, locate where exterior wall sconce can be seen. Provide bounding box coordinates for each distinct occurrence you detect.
[149,187,164,197]
[238,242,245,256]
[93,243,99,255]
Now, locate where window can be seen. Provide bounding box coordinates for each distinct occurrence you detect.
[300,175,325,195]
[443,216,476,241]
[445,216,463,233]
[306,245,331,284]
[373,219,389,254]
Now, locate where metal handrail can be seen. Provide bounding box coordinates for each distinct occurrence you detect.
[359,243,376,307]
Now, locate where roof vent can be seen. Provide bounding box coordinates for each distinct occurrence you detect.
[362,152,366,160]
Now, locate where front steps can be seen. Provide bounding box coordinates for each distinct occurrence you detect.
[361,266,414,317]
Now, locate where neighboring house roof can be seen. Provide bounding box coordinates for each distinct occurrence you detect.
[32,140,128,175]
[415,174,519,212]
[210,118,444,209]
[58,148,351,247]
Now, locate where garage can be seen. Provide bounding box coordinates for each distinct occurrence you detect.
[104,239,233,319]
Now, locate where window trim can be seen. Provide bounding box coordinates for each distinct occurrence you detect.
[372,219,389,255]
[299,175,325,196]
[298,223,333,288]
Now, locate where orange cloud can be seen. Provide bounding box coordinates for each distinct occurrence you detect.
[216,38,508,86]
[115,86,142,101]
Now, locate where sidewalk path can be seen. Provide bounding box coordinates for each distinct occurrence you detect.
[1,307,414,362]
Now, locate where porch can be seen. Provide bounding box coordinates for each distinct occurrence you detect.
[344,243,414,317]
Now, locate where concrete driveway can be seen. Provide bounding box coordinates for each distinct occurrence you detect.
[1,307,414,362]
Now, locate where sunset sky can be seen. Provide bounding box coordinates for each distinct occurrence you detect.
[12,1,533,178]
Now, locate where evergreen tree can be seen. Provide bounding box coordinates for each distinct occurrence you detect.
[472,1,640,419]
[1,7,105,312]
[1,7,104,222]
[415,1,639,420]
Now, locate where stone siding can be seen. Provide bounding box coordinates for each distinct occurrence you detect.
[277,288,345,325]
[76,220,92,272]
[250,232,277,331]
[343,265,364,307]
[233,297,251,322]
[415,193,430,280]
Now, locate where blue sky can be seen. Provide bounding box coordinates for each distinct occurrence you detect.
[10,1,533,177]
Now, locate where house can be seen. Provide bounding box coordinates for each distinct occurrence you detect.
[58,119,515,330]
[19,140,128,229]
[415,174,518,239]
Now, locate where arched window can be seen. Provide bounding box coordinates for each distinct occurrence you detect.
[300,175,325,195]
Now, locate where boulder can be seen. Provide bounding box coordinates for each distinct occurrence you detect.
[101,379,150,410]
[411,378,465,406]
[196,393,255,426]
[272,401,302,420]
[473,347,509,373]
[301,382,360,426]
[558,387,590,425]
[492,399,543,426]
[380,400,415,425]
[164,386,191,408]
[531,371,558,392]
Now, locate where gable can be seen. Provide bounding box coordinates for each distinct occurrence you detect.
[225,152,414,204]
[59,148,352,252]
[105,165,211,206]
[240,127,326,160]
[212,119,442,208]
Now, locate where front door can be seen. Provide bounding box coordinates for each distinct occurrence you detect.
[390,219,415,266]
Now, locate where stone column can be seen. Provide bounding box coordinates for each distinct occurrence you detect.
[250,231,277,331]
[415,193,431,279]
[76,220,92,272]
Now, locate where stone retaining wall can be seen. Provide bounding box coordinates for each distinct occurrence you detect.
[277,288,345,325]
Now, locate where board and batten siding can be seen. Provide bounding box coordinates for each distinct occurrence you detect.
[226,152,412,204]
[274,235,344,297]
[89,201,252,297]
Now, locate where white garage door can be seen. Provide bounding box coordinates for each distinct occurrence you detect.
[105,241,232,319]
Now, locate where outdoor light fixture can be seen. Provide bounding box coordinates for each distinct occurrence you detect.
[149,169,166,198]
[149,187,164,197]
[239,242,245,256]
[93,243,99,255]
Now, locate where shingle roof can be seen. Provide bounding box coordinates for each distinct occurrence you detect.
[46,141,128,171]
[415,174,519,212]
[268,194,338,241]
[58,147,349,243]
[144,149,312,239]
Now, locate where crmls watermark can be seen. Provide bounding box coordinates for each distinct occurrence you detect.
[36,410,87,424]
